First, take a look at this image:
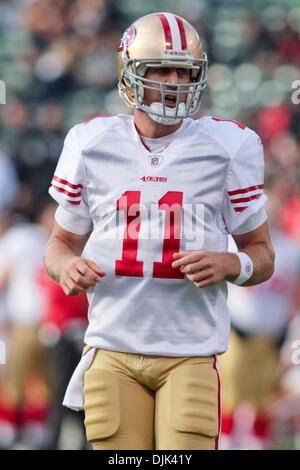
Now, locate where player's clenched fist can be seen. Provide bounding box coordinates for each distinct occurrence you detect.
[59,257,106,296]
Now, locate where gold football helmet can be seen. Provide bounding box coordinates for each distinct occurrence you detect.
[117,12,208,125]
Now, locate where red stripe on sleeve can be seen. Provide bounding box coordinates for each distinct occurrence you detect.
[234,207,247,212]
[53,175,83,189]
[67,200,81,205]
[228,185,264,196]
[175,16,187,50]
[230,193,262,204]
[52,184,81,199]
[157,13,173,49]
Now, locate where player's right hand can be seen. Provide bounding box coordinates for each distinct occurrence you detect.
[59,256,106,296]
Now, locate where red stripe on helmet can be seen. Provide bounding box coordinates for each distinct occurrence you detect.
[175,16,187,50]
[157,13,173,49]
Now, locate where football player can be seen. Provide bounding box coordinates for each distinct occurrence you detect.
[43,12,275,450]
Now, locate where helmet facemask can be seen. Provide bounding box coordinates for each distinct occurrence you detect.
[119,53,208,125]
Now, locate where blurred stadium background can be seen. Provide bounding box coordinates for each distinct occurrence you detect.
[0,0,300,450]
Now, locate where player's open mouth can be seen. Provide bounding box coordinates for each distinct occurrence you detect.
[164,94,177,108]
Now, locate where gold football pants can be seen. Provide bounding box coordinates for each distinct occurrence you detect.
[83,347,221,450]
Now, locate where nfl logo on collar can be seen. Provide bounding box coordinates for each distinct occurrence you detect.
[150,156,161,166]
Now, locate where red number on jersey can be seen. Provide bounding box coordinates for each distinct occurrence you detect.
[115,191,144,277]
[115,191,184,279]
[153,191,185,279]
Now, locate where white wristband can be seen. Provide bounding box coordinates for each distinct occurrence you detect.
[233,252,253,285]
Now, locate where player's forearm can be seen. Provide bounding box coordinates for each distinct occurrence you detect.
[226,242,275,286]
[43,235,80,284]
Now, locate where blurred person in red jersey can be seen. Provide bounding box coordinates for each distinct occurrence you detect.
[277,27,300,64]
[257,105,291,144]
[38,266,88,450]
[280,195,300,247]
[0,196,57,449]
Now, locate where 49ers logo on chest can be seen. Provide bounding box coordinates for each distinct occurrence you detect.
[117,25,136,51]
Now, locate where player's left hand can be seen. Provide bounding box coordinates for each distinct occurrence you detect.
[172,250,240,288]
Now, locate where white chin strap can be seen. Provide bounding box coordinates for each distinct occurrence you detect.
[148,102,186,125]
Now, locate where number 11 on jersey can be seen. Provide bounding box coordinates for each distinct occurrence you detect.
[115,190,185,279]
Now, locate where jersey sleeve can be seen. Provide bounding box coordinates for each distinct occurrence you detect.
[55,206,93,235]
[48,126,90,218]
[222,130,268,234]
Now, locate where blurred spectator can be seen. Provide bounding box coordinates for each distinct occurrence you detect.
[277,27,300,63]
[219,187,300,450]
[280,195,300,246]
[257,105,291,144]
[38,268,88,450]
[0,150,19,334]
[24,0,67,41]
[271,312,300,449]
[0,150,19,216]
[0,197,57,449]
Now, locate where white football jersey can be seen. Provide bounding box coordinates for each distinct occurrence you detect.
[49,114,267,356]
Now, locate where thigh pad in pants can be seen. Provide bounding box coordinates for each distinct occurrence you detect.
[84,368,120,442]
[170,364,219,438]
